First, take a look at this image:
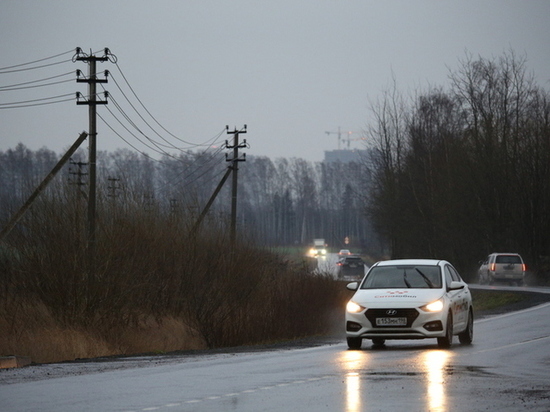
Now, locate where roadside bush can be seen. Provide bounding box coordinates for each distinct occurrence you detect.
[0,193,347,362]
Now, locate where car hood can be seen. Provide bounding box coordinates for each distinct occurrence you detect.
[352,288,444,308]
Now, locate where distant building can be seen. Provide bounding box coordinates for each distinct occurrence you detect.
[323,149,368,163]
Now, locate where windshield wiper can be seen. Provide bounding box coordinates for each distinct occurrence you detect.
[415,268,435,288]
[403,269,412,288]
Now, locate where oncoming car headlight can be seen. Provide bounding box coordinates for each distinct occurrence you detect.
[420,299,444,312]
[346,301,365,313]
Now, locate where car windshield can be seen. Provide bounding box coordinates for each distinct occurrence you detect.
[360,265,442,289]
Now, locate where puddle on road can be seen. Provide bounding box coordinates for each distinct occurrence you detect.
[354,365,496,380]
[445,365,498,377]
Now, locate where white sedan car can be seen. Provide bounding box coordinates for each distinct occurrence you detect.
[345,259,473,349]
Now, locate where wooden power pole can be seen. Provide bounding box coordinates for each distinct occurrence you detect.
[76,48,110,277]
[225,125,247,246]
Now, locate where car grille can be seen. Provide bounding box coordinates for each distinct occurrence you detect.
[365,308,419,328]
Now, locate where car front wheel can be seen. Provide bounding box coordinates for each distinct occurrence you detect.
[437,312,453,349]
[347,337,362,350]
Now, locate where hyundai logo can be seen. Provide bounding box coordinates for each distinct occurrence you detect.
[386,309,398,316]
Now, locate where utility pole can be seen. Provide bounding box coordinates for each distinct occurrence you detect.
[76,48,111,277]
[225,125,247,246]
[189,125,248,241]
[69,159,88,198]
[190,167,233,237]
[107,176,120,199]
[0,132,88,242]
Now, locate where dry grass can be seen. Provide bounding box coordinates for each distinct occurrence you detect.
[0,299,206,363]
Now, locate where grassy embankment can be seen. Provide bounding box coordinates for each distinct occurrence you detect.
[470,289,528,312]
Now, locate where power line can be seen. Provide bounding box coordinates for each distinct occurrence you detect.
[107,75,186,151]
[0,70,74,89]
[0,49,74,72]
[0,97,75,109]
[100,82,226,157]
[89,50,229,163]
[113,61,214,147]
[0,92,75,109]
[101,70,228,155]
[98,111,227,195]
[99,107,225,175]
[99,108,223,168]
[102,101,175,158]
[0,73,74,91]
[98,108,227,184]
[0,58,73,74]
[104,89,178,155]
[104,86,225,155]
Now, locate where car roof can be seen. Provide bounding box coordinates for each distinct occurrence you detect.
[374,259,446,267]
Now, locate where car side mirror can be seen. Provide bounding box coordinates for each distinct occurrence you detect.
[346,282,359,291]
[449,281,465,290]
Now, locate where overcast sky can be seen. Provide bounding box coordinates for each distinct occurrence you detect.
[1,1,549,162]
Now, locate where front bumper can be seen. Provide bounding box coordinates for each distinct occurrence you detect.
[346,308,447,340]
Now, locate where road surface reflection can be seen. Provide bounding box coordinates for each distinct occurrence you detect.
[420,350,452,411]
[339,347,453,412]
[340,350,369,412]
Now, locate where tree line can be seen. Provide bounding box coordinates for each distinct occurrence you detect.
[367,50,550,278]
[0,144,377,256]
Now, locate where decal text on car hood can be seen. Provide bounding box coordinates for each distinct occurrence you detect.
[374,291,417,299]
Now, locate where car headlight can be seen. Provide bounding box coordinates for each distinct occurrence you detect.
[420,299,444,312]
[346,301,366,313]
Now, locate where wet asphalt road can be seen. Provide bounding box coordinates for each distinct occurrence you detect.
[2,286,550,411]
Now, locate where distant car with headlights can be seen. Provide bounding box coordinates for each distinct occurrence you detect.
[478,253,525,286]
[308,239,327,257]
[338,249,351,256]
[345,259,473,349]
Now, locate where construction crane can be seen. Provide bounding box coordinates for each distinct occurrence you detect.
[344,135,366,149]
[325,127,359,150]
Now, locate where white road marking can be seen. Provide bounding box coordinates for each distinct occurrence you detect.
[121,375,331,411]
[470,335,550,355]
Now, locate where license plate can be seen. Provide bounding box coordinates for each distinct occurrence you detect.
[376,317,407,326]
